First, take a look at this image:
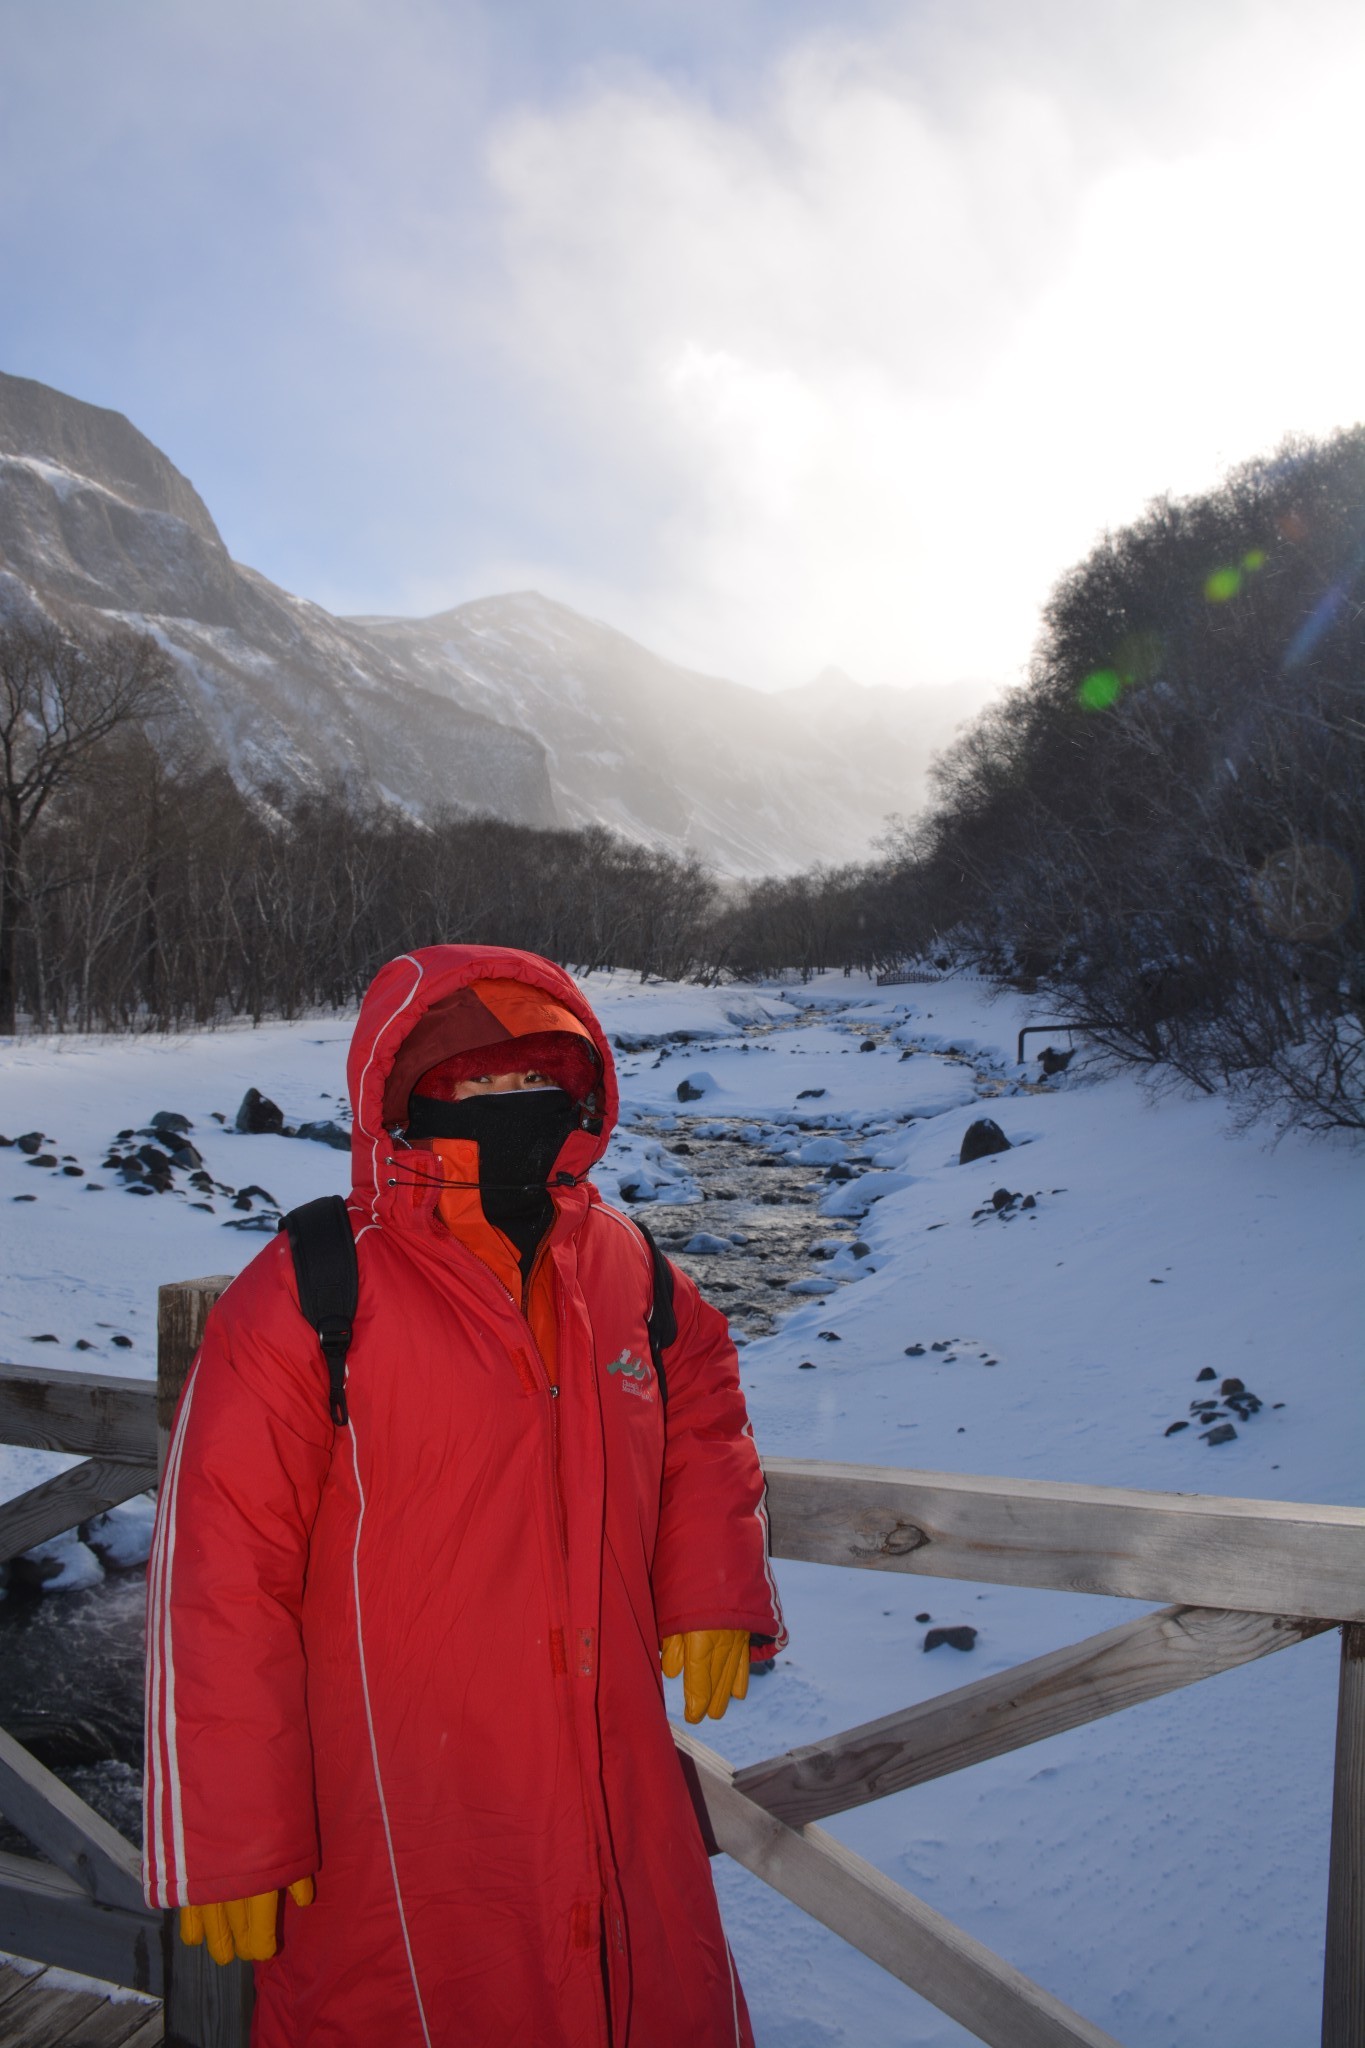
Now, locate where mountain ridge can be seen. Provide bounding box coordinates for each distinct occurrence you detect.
[0,370,988,874]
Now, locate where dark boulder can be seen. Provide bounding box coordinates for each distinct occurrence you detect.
[17,1133,45,1155]
[294,1120,350,1151]
[675,1079,706,1102]
[236,1088,285,1136]
[924,1626,978,1652]
[1037,1046,1074,1076]
[150,1111,193,1134]
[959,1118,1010,1165]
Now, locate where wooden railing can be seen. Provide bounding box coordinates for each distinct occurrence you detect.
[682,1462,1364,2048]
[0,1359,162,2004]
[0,1277,1361,2048]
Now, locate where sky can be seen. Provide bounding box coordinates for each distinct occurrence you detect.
[2,0,1363,695]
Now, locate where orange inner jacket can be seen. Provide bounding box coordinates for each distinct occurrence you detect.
[430,1137,559,1382]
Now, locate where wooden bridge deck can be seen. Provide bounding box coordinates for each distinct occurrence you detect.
[0,1961,161,2046]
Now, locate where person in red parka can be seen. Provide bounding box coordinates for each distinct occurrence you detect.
[144,944,786,2047]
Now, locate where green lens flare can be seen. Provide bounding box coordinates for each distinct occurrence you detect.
[1242,548,1266,571]
[1205,567,1242,602]
[1078,669,1122,711]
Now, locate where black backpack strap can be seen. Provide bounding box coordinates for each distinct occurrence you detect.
[631,1217,676,1409]
[280,1195,358,1427]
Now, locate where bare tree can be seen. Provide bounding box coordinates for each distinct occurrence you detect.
[0,611,174,1031]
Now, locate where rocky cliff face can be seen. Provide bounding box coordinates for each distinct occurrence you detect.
[0,371,982,872]
[0,372,557,827]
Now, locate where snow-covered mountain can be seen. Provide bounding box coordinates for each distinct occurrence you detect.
[0,371,985,872]
[0,372,555,827]
[354,601,983,873]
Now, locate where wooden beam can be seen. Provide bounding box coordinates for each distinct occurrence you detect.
[155,1276,256,2047]
[157,1277,230,1477]
[117,2007,173,2048]
[0,1458,156,1565]
[0,1365,155,1462]
[762,1458,1365,1622]
[0,1724,146,1911]
[0,1852,161,1996]
[674,1728,1122,2048]
[163,1933,254,2048]
[735,1604,1331,1826]
[1323,1622,1365,2048]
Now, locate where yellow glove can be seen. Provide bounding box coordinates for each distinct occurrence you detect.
[661,1629,751,1724]
[179,1876,315,1964]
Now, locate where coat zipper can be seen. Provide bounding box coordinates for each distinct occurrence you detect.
[416,1180,614,2034]
[525,1241,570,1557]
[489,1241,570,1559]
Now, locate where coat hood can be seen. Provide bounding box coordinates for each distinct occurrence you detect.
[346,946,619,1215]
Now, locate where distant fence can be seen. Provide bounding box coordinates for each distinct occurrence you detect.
[0,1281,1360,2047]
[875,964,995,987]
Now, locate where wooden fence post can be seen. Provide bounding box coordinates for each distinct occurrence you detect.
[155,1276,231,1472]
[1322,1622,1365,2048]
[156,1277,252,2048]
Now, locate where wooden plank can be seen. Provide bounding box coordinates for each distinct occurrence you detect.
[736,1604,1331,1825]
[0,1724,146,1911]
[1323,1622,1365,2048]
[57,1990,163,2047]
[0,1851,162,1996]
[111,2009,166,2048]
[763,1458,1365,1622]
[0,1458,156,1565]
[674,1728,1122,2048]
[0,1978,105,2048]
[156,1279,230,1478]
[0,1962,45,2016]
[162,1936,252,2048]
[0,1965,161,2048]
[113,2010,166,2048]
[0,1366,156,1463]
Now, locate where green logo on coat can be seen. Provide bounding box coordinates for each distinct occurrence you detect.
[607,1349,651,1384]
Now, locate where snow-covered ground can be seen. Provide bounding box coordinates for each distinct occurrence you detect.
[1,973,1360,2046]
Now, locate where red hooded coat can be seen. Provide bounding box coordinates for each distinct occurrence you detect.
[144,946,786,2046]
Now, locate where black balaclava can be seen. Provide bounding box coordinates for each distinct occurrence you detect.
[406,1087,582,1273]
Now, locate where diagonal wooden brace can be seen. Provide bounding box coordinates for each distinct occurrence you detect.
[734,1604,1331,1826]
[674,1725,1124,2048]
[0,1456,155,1565]
[0,1724,145,1911]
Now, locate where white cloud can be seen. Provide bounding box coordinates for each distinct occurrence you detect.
[457,0,1365,691]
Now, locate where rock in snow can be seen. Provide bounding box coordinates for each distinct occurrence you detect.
[959,1116,1011,1164]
